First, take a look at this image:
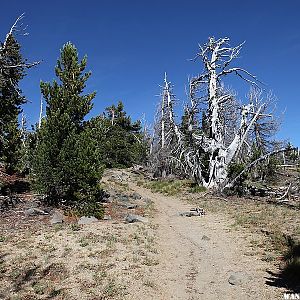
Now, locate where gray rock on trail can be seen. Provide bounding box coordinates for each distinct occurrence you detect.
[50,211,64,224]
[103,215,112,221]
[130,192,142,200]
[24,208,36,217]
[228,272,252,286]
[143,197,152,204]
[78,216,99,225]
[125,214,148,224]
[202,235,210,241]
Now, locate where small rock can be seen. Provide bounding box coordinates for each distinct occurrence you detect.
[119,202,137,209]
[125,214,148,224]
[42,207,54,214]
[117,194,130,202]
[102,198,112,207]
[33,208,48,215]
[78,216,99,225]
[111,174,125,182]
[34,194,46,202]
[131,192,142,200]
[103,215,112,221]
[202,235,210,241]
[143,198,152,204]
[50,211,64,224]
[228,272,252,286]
[24,208,36,217]
[126,204,137,209]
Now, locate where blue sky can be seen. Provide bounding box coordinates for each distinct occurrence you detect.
[1,0,300,146]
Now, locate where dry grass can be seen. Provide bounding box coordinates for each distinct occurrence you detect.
[0,171,159,300]
[140,179,206,196]
[0,219,159,299]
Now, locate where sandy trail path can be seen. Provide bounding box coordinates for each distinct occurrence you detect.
[127,178,281,300]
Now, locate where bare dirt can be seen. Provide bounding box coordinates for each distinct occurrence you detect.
[0,169,289,299]
[125,174,284,300]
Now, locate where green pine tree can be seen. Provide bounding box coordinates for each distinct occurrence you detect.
[32,43,104,216]
[0,34,27,172]
[89,101,147,168]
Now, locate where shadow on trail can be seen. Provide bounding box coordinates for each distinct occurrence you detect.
[265,244,300,293]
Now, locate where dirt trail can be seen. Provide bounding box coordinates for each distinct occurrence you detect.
[127,179,282,300]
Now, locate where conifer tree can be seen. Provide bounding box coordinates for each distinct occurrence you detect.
[0,33,27,172]
[33,43,103,214]
[89,101,146,168]
[104,101,146,167]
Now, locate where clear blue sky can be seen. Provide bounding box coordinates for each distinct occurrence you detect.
[1,0,299,146]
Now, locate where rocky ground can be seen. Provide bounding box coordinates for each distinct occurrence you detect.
[0,168,299,299]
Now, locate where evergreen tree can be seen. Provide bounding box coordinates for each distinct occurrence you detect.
[90,101,146,168]
[105,101,146,167]
[0,34,27,172]
[33,43,104,215]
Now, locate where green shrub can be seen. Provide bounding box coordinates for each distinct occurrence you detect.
[189,184,206,193]
[75,201,104,220]
[145,179,189,196]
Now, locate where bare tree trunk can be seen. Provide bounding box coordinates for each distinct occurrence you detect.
[38,95,43,129]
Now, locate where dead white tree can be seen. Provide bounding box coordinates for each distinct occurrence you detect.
[0,14,39,165]
[0,13,39,70]
[164,37,284,190]
[38,94,44,129]
[20,112,27,147]
[150,73,179,177]
[248,88,280,153]
[186,37,265,188]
